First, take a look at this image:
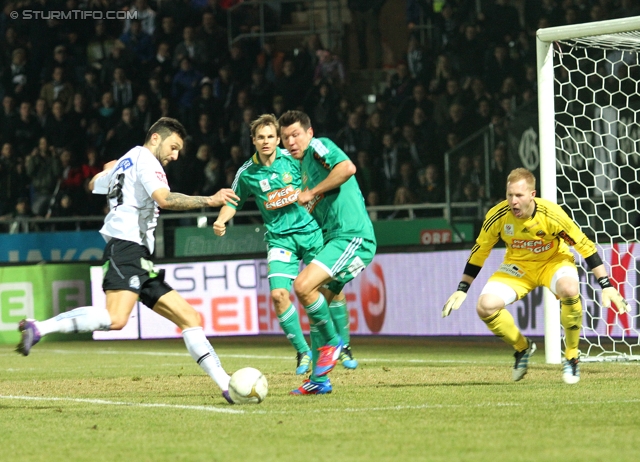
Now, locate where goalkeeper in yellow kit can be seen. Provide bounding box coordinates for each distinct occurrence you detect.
[442,168,630,384]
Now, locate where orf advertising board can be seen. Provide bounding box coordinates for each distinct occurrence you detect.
[92,260,260,340]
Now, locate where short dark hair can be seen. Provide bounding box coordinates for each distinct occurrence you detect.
[278,110,311,131]
[145,117,187,143]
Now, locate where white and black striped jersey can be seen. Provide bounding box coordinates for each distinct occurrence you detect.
[93,146,169,253]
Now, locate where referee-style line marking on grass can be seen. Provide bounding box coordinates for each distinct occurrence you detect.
[0,395,248,414]
[2,394,639,416]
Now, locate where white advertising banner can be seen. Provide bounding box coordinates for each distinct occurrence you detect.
[92,245,637,340]
[92,260,260,340]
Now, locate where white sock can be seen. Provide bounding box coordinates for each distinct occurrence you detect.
[36,306,112,336]
[183,327,230,391]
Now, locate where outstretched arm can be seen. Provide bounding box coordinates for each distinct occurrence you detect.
[152,188,239,211]
[212,205,237,236]
[89,160,117,192]
[591,263,630,314]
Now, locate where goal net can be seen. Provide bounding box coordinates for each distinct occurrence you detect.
[537,17,640,363]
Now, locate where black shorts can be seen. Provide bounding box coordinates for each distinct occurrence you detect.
[101,238,173,309]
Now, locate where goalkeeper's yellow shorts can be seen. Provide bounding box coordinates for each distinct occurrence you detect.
[487,252,579,301]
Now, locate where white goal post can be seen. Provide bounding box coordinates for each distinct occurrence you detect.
[537,17,640,364]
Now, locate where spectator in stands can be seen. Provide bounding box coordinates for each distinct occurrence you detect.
[249,68,274,115]
[483,43,518,95]
[0,95,17,139]
[395,82,433,130]
[488,141,509,204]
[172,57,204,128]
[452,23,486,81]
[388,185,415,219]
[366,110,386,159]
[1,48,31,101]
[105,107,144,161]
[336,111,373,161]
[354,150,380,201]
[429,53,455,95]
[274,59,304,111]
[39,66,75,114]
[100,42,133,88]
[57,148,84,208]
[96,91,119,132]
[417,163,445,208]
[406,34,434,86]
[173,25,206,71]
[111,67,135,109]
[384,61,415,107]
[0,142,28,215]
[201,154,224,196]
[213,64,237,111]
[191,113,222,159]
[195,10,229,74]
[153,16,181,54]
[228,43,253,88]
[33,98,49,130]
[479,0,521,46]
[124,0,157,36]
[44,101,73,152]
[11,101,41,157]
[433,78,464,127]
[378,131,400,199]
[313,50,346,88]
[397,124,429,169]
[78,69,102,111]
[131,93,157,134]
[25,136,61,217]
[188,144,214,195]
[87,21,116,74]
[119,19,154,66]
[147,42,174,89]
[41,45,76,87]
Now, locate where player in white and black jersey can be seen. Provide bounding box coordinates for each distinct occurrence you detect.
[16,117,241,404]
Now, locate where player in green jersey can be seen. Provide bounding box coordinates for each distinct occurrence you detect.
[279,110,377,395]
[213,114,357,383]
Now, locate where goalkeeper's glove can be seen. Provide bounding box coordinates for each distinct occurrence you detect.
[598,276,630,314]
[442,281,470,318]
[601,287,630,314]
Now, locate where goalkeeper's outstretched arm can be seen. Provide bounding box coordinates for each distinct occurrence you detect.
[590,263,630,315]
[442,273,476,318]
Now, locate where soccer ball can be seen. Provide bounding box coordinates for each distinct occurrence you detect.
[228,367,268,404]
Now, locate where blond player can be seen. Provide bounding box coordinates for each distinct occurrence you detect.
[442,168,629,384]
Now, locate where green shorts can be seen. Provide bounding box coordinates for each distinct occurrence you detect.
[312,236,377,294]
[267,228,324,291]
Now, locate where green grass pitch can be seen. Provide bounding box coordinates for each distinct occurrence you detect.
[2,336,640,462]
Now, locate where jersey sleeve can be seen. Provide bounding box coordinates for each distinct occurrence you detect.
[467,204,505,268]
[314,137,349,169]
[545,202,598,259]
[228,167,249,210]
[138,154,170,197]
[92,172,111,195]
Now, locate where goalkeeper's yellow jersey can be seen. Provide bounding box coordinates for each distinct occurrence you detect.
[468,197,598,268]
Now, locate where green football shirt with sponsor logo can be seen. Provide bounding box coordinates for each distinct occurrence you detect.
[300,137,375,242]
[228,147,318,236]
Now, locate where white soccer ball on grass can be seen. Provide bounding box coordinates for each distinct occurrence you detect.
[228,367,268,404]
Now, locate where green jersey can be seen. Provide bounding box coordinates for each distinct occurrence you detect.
[229,147,318,237]
[300,137,375,242]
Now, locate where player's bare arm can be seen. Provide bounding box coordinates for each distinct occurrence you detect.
[298,160,356,205]
[152,188,239,210]
[213,205,237,236]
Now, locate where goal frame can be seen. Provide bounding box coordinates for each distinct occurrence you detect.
[536,16,640,364]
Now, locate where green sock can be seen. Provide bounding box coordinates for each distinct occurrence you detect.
[277,304,310,354]
[304,294,340,346]
[329,298,350,345]
[309,324,328,383]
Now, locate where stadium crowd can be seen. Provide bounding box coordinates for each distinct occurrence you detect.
[0,0,638,228]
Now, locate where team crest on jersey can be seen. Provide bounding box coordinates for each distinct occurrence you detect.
[156,171,168,184]
[282,172,293,184]
[259,179,271,192]
[117,158,133,171]
[504,224,514,236]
